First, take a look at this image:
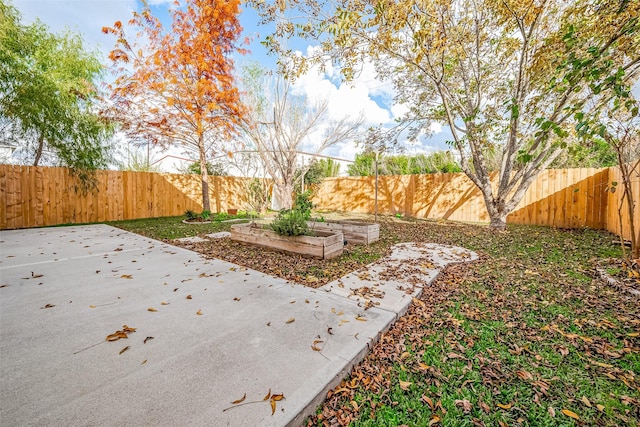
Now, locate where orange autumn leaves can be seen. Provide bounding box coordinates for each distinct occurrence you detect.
[102,0,246,150]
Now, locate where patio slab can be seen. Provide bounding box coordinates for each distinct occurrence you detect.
[0,224,476,426]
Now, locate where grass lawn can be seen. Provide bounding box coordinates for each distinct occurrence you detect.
[108,214,639,426]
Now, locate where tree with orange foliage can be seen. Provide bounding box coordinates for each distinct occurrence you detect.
[103,0,246,211]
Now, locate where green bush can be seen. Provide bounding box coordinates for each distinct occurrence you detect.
[294,190,314,220]
[200,210,211,221]
[270,209,309,236]
[184,209,198,221]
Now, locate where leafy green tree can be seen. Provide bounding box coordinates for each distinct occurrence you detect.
[297,158,341,187]
[347,152,377,176]
[182,161,227,176]
[348,151,461,176]
[0,1,112,187]
[250,0,640,228]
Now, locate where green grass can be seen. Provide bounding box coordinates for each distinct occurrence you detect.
[105,214,248,240]
[107,214,639,426]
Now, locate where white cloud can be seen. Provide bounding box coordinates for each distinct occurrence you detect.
[292,47,393,127]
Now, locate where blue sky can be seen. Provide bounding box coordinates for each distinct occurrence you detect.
[10,0,450,168]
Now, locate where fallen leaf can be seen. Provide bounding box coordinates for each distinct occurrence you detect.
[627,332,639,337]
[581,396,592,408]
[89,305,96,308]
[196,309,203,315]
[497,403,512,410]
[119,346,130,355]
[455,399,472,413]
[161,301,169,305]
[422,395,434,409]
[561,409,580,420]
[147,307,158,312]
[419,362,430,370]
[596,404,605,412]
[120,274,132,279]
[290,300,295,304]
[351,400,359,411]
[548,406,556,417]
[141,359,147,365]
[355,316,367,322]
[231,393,246,404]
[31,272,44,278]
[270,399,276,415]
[412,297,425,307]
[285,318,295,324]
[186,295,192,300]
[327,327,334,335]
[271,393,284,401]
[428,415,440,426]
[40,304,55,309]
[266,322,271,326]
[399,380,412,391]
[516,370,533,381]
[233,297,240,301]
[144,336,154,344]
[106,325,136,341]
[263,388,271,401]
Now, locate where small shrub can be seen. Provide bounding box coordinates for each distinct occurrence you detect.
[215,212,229,221]
[200,210,211,221]
[270,209,309,236]
[184,209,198,221]
[294,190,314,220]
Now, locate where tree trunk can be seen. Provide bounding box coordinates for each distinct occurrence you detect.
[277,181,294,210]
[489,213,508,229]
[198,137,210,212]
[33,133,45,166]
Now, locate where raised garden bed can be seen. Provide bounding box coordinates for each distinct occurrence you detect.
[230,223,344,259]
[307,220,379,245]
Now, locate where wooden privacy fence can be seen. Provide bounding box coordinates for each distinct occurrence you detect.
[0,164,637,242]
[312,167,638,242]
[0,166,252,229]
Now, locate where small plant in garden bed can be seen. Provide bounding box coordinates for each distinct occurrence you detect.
[269,190,315,236]
[270,209,309,236]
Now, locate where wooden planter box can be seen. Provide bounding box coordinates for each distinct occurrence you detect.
[230,223,344,259]
[307,220,380,245]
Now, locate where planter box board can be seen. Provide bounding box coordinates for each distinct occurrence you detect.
[230,223,344,259]
[307,220,380,245]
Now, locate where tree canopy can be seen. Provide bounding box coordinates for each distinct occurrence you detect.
[250,0,640,228]
[347,151,461,176]
[0,0,112,188]
[103,0,246,211]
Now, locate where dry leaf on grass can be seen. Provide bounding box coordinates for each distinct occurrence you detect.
[399,380,412,391]
[562,409,580,420]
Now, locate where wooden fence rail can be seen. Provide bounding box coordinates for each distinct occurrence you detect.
[0,164,637,242]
